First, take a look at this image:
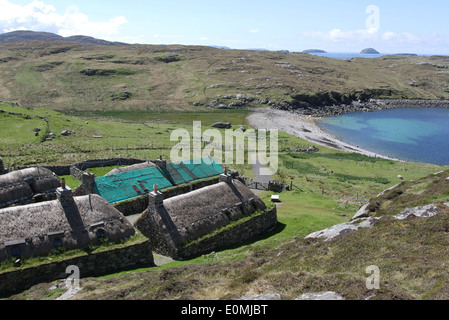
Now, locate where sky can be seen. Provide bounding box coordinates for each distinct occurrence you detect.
[1,0,449,54]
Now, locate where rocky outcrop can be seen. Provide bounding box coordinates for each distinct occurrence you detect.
[295,291,344,300]
[305,217,379,242]
[393,204,440,220]
[308,203,449,243]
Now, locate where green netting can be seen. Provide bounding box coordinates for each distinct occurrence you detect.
[163,157,224,185]
[94,167,173,204]
[94,157,224,204]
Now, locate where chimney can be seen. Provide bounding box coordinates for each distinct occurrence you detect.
[154,156,167,170]
[219,166,232,183]
[57,178,74,207]
[148,184,164,212]
[81,170,96,195]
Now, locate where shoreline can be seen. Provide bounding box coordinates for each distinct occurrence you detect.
[246,108,401,161]
[276,99,449,117]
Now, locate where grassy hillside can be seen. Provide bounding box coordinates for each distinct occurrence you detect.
[1,41,449,112]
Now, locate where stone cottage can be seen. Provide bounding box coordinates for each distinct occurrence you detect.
[135,173,277,259]
[0,167,61,208]
[0,183,135,262]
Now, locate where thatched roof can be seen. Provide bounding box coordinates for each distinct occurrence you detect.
[0,194,135,261]
[136,179,266,254]
[106,161,156,175]
[0,167,60,207]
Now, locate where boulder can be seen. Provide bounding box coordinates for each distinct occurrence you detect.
[393,204,439,220]
[296,291,344,300]
[211,122,232,129]
[305,217,379,242]
[352,204,370,220]
[61,130,71,136]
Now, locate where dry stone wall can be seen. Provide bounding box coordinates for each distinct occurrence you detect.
[0,240,154,298]
[174,207,277,259]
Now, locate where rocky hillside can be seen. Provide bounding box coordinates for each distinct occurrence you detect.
[0,38,448,112]
[0,30,128,45]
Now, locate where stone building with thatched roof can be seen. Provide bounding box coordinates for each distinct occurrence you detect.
[0,184,135,262]
[106,161,157,175]
[93,157,224,205]
[135,173,276,258]
[0,167,61,208]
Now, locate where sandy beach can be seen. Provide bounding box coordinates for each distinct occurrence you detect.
[247,108,399,161]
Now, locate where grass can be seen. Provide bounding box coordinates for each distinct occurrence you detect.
[366,169,449,217]
[0,102,255,175]
[1,41,449,112]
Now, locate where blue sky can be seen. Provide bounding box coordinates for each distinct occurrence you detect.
[1,0,449,54]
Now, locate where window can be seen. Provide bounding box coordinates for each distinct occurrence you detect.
[96,229,106,239]
[11,246,21,257]
[53,238,63,248]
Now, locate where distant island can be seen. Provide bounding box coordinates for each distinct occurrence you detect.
[303,49,327,54]
[360,48,380,54]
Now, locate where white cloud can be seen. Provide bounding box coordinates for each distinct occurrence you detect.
[0,0,127,40]
[200,36,208,41]
[249,28,259,33]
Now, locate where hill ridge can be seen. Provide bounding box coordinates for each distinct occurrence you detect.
[0,30,129,46]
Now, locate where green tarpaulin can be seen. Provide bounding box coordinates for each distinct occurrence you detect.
[94,157,224,204]
[94,166,173,204]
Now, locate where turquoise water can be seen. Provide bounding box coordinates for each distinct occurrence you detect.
[315,108,449,165]
[305,52,443,60]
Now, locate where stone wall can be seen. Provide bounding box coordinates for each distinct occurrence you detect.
[176,206,277,259]
[18,158,148,176]
[0,240,154,298]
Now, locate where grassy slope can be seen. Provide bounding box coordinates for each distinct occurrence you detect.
[1,41,449,112]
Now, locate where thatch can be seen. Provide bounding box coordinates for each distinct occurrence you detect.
[0,167,60,207]
[136,179,266,255]
[106,161,156,175]
[0,181,33,208]
[0,194,135,261]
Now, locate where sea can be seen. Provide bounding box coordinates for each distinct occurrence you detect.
[315,107,449,165]
[304,52,443,59]
[307,52,384,59]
